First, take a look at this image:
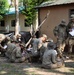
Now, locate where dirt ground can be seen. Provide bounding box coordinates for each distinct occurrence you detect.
[0,56,74,75]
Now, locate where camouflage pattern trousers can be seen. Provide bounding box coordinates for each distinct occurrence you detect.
[68,38,74,53]
[57,39,66,55]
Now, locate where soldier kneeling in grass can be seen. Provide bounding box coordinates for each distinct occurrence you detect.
[5,40,30,63]
[42,41,65,69]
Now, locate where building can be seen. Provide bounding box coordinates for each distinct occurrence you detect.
[0,6,31,33]
[36,0,74,42]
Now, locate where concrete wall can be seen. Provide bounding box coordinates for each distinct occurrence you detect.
[39,4,74,42]
[0,14,31,32]
[5,14,30,31]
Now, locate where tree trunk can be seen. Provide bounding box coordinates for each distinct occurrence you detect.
[15,0,20,36]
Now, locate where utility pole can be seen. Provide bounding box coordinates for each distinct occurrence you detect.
[15,0,20,36]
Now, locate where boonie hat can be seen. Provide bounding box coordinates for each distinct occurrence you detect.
[47,42,56,49]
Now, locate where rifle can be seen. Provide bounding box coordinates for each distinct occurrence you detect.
[25,10,50,48]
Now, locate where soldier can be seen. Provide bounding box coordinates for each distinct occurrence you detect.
[66,14,74,53]
[0,34,10,56]
[53,20,67,57]
[5,41,26,63]
[42,42,64,69]
[13,34,21,43]
[30,34,47,62]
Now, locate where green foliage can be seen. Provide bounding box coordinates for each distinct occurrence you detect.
[0,0,9,20]
[22,0,50,26]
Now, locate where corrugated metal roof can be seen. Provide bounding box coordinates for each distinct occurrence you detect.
[36,0,74,8]
[5,6,25,15]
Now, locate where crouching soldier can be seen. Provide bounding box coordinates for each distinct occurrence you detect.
[5,41,27,63]
[42,42,64,69]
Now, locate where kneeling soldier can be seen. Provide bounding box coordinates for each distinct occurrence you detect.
[42,42,64,69]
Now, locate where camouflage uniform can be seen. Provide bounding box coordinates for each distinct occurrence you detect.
[53,20,67,55]
[30,37,47,62]
[42,42,64,69]
[66,15,74,53]
[0,35,10,56]
[31,38,44,56]
[5,42,25,62]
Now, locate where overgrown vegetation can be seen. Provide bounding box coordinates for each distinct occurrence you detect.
[0,0,53,26]
[0,0,9,20]
[22,0,50,26]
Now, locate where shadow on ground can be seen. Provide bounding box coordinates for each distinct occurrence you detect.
[0,57,74,75]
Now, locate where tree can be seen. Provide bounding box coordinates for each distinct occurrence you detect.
[8,0,53,27]
[0,0,9,20]
[22,0,51,26]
